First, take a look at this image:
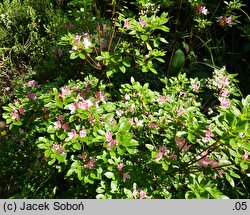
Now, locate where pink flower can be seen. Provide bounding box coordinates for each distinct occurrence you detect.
[19,107,26,115]
[197,5,208,15]
[218,16,233,26]
[139,190,147,199]
[80,152,88,161]
[83,35,91,49]
[132,189,138,199]
[225,16,233,24]
[156,146,169,161]
[177,108,184,117]
[106,132,118,148]
[72,46,78,51]
[218,97,230,108]
[68,103,78,114]
[169,154,177,159]
[11,111,20,120]
[196,151,219,167]
[106,132,113,142]
[61,86,71,96]
[175,137,191,152]
[108,140,118,148]
[128,118,134,125]
[130,104,135,114]
[54,120,62,129]
[53,144,65,154]
[78,99,92,109]
[157,96,165,103]
[122,172,131,182]
[88,113,95,122]
[68,129,77,139]
[243,150,249,160]
[79,128,87,138]
[136,120,143,127]
[220,89,230,97]
[117,163,125,171]
[57,115,65,121]
[73,35,81,44]
[202,127,214,142]
[26,92,37,100]
[192,83,201,91]
[139,19,146,27]
[84,157,96,169]
[116,109,124,117]
[124,94,130,100]
[143,54,149,59]
[95,91,106,102]
[124,19,129,28]
[62,122,70,131]
[102,24,107,31]
[26,80,38,88]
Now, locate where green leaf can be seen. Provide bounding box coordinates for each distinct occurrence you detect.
[79,53,86,60]
[47,125,56,133]
[103,102,116,112]
[170,49,185,74]
[69,115,76,122]
[119,65,126,73]
[48,158,56,165]
[96,194,104,199]
[162,161,169,171]
[110,181,118,193]
[226,174,235,187]
[141,34,148,41]
[70,52,78,59]
[57,154,66,162]
[104,172,114,179]
[37,144,47,149]
[77,171,83,181]
[96,187,105,194]
[145,144,155,151]
[159,37,168,43]
[124,188,133,198]
[149,67,157,74]
[156,57,165,63]
[122,58,131,67]
[73,142,82,150]
[44,149,51,157]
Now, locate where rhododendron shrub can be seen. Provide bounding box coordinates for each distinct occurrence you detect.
[2,68,250,198]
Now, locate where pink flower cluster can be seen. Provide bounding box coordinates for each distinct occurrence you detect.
[106,132,118,148]
[26,80,39,88]
[133,188,147,199]
[175,137,191,152]
[53,144,65,154]
[68,99,93,114]
[26,92,37,100]
[72,33,92,50]
[11,106,26,121]
[117,163,131,182]
[84,157,96,169]
[196,151,219,168]
[67,128,87,139]
[156,146,169,161]
[213,69,231,108]
[218,16,233,26]
[196,5,208,15]
[202,126,214,143]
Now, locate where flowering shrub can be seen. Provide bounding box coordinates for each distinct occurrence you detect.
[2,67,250,198]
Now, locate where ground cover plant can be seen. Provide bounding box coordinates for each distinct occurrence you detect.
[1,0,250,198]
